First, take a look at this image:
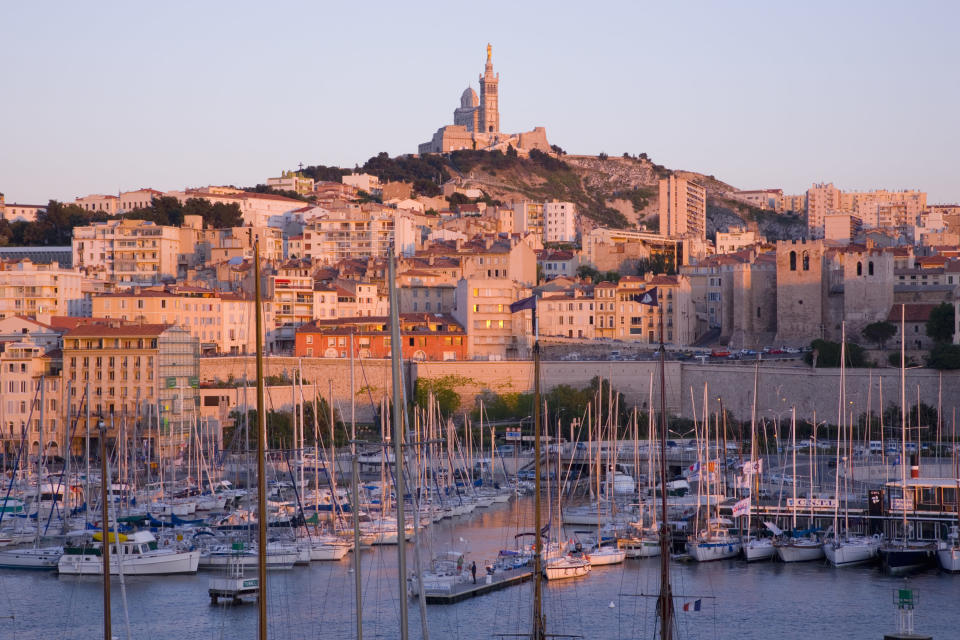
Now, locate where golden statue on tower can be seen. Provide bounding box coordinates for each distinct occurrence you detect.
[487,43,492,63]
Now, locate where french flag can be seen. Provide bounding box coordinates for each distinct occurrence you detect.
[687,461,700,474]
[682,599,702,612]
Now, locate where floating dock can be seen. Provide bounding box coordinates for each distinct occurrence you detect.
[422,567,533,604]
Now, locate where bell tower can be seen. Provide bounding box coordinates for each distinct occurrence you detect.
[478,43,500,134]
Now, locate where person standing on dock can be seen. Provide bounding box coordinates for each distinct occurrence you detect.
[471,561,477,584]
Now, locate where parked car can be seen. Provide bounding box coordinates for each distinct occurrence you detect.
[711,349,731,358]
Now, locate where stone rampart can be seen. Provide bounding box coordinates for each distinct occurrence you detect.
[199,356,960,425]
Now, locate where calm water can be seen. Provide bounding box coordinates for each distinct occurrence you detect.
[2,498,958,640]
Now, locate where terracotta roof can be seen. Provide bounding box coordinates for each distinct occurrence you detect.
[48,316,117,330]
[887,304,937,324]
[64,323,170,337]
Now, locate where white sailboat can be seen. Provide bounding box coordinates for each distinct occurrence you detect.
[58,530,200,575]
[688,390,741,562]
[741,361,774,562]
[773,408,824,563]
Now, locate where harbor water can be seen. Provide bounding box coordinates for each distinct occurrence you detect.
[1,497,958,640]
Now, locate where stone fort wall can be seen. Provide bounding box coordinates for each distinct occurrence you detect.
[199,356,960,426]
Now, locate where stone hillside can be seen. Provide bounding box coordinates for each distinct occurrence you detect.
[443,150,805,240]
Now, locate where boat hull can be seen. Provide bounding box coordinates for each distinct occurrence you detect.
[688,540,742,562]
[586,549,626,565]
[743,539,775,562]
[0,547,62,570]
[937,545,960,572]
[824,539,879,567]
[879,544,936,575]
[544,557,591,580]
[58,549,200,575]
[775,542,824,563]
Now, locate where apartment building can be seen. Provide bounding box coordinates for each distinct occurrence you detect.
[73,219,181,284]
[267,171,315,195]
[611,275,696,346]
[659,175,707,240]
[0,341,61,458]
[0,259,86,319]
[511,200,544,239]
[453,278,531,360]
[302,206,416,263]
[74,194,120,214]
[61,324,199,454]
[543,201,577,243]
[91,286,254,355]
[715,228,763,254]
[805,183,843,235]
[538,289,595,339]
[294,314,466,361]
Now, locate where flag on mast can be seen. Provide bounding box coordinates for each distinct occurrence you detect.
[631,287,658,306]
[509,295,537,313]
[682,599,702,612]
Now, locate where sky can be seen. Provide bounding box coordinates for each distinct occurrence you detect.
[2,1,958,205]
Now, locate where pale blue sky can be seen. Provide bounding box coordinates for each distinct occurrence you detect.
[2,1,958,205]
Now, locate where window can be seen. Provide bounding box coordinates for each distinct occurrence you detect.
[789,251,797,271]
[869,261,874,276]
[857,262,862,276]
[306,336,313,344]
[802,252,810,271]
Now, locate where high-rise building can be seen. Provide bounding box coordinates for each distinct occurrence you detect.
[659,175,706,240]
[543,201,577,243]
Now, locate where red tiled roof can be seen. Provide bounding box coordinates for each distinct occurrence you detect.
[887,303,937,324]
[63,323,170,337]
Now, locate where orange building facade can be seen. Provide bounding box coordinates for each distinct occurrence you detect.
[294,313,467,361]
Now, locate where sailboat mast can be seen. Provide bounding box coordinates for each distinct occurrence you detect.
[900,303,908,539]
[253,238,268,640]
[99,417,112,640]
[387,251,409,640]
[532,341,545,640]
[656,301,673,640]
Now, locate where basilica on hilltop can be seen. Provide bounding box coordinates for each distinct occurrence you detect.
[418,44,550,155]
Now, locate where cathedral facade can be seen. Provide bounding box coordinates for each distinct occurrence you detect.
[418,45,549,155]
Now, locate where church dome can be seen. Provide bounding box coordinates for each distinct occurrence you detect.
[460,87,479,108]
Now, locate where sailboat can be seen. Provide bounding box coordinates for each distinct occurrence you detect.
[937,414,960,571]
[824,325,880,567]
[741,362,774,562]
[773,407,824,563]
[688,391,741,562]
[879,305,937,575]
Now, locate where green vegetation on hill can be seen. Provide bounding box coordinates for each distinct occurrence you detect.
[124,195,243,228]
[242,184,310,202]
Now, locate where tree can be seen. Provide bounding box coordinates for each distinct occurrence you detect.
[926,302,955,343]
[927,343,960,369]
[862,321,897,349]
[414,376,462,415]
[805,339,867,368]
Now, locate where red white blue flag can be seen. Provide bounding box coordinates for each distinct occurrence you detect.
[682,599,702,612]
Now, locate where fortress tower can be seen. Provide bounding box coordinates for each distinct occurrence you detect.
[478,43,499,134]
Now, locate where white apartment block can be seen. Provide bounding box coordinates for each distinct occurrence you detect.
[659,175,706,240]
[543,201,577,243]
[0,259,85,319]
[72,219,181,284]
[302,208,415,263]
